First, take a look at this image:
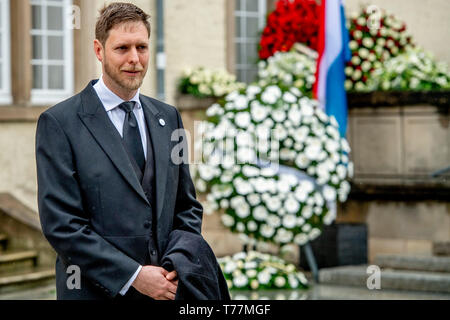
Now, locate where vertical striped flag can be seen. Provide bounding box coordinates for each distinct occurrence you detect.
[313,0,351,137]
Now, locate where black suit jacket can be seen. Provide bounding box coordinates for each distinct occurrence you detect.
[161,230,230,300]
[35,80,203,299]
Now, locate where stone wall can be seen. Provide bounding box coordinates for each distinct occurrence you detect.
[338,200,450,262]
[347,104,450,185]
[0,121,39,213]
[165,0,227,106]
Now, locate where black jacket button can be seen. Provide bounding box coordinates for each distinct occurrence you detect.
[143,221,151,229]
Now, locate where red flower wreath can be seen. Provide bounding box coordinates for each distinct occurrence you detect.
[259,0,321,60]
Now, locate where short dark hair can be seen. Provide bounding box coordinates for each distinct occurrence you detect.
[95,2,151,45]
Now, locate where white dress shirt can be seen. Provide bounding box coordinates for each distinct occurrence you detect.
[93,75,144,296]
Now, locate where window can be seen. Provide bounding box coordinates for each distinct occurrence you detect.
[31,0,73,104]
[234,0,267,83]
[0,0,11,104]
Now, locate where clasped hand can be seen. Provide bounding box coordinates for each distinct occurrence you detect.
[132,265,178,300]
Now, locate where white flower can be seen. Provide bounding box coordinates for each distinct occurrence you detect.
[275,229,293,243]
[232,252,247,260]
[288,108,301,123]
[246,269,257,278]
[336,165,347,179]
[234,95,248,110]
[294,233,308,245]
[284,197,300,214]
[276,179,291,194]
[246,85,261,98]
[236,147,256,163]
[235,112,251,128]
[267,214,281,228]
[275,276,286,288]
[273,125,288,141]
[242,165,260,177]
[352,69,362,80]
[236,202,250,218]
[351,55,361,66]
[302,224,311,233]
[251,101,269,122]
[362,60,372,72]
[300,103,314,117]
[257,272,271,285]
[314,192,325,206]
[236,131,254,147]
[325,139,339,153]
[282,214,297,229]
[250,279,259,289]
[220,170,234,183]
[260,224,275,238]
[247,221,258,232]
[349,40,358,50]
[302,205,313,219]
[308,228,321,241]
[220,199,229,209]
[288,275,299,288]
[236,222,245,232]
[230,196,245,209]
[295,154,310,168]
[272,109,286,122]
[331,174,339,185]
[196,179,206,192]
[261,86,282,104]
[283,92,297,103]
[247,193,261,206]
[345,80,353,90]
[206,103,224,117]
[198,164,217,181]
[323,212,334,225]
[221,214,235,227]
[362,37,374,48]
[348,162,354,178]
[305,144,322,160]
[266,196,282,212]
[233,274,248,288]
[323,185,337,201]
[253,206,268,221]
[234,178,253,195]
[224,261,237,273]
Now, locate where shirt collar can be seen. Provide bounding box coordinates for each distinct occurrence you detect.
[93,75,141,112]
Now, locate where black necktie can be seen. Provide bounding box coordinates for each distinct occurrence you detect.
[118,101,146,173]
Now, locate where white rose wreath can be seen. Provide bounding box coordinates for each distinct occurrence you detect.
[194,82,353,248]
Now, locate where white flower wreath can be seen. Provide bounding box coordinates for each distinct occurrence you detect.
[194,82,353,247]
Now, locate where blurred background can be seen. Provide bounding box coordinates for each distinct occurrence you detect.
[0,0,449,300]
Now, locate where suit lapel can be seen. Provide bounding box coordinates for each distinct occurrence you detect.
[77,81,150,205]
[140,96,169,221]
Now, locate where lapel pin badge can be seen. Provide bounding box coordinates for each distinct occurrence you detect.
[159,118,166,127]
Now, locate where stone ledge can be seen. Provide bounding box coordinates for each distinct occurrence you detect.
[374,254,450,273]
[433,242,450,256]
[175,94,217,111]
[0,193,41,231]
[349,182,450,201]
[348,90,450,109]
[319,265,450,293]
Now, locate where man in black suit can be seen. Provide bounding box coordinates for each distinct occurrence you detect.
[36,3,203,300]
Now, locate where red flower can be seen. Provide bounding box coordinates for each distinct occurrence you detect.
[259,0,320,59]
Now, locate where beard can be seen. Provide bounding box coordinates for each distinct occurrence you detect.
[103,56,147,92]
